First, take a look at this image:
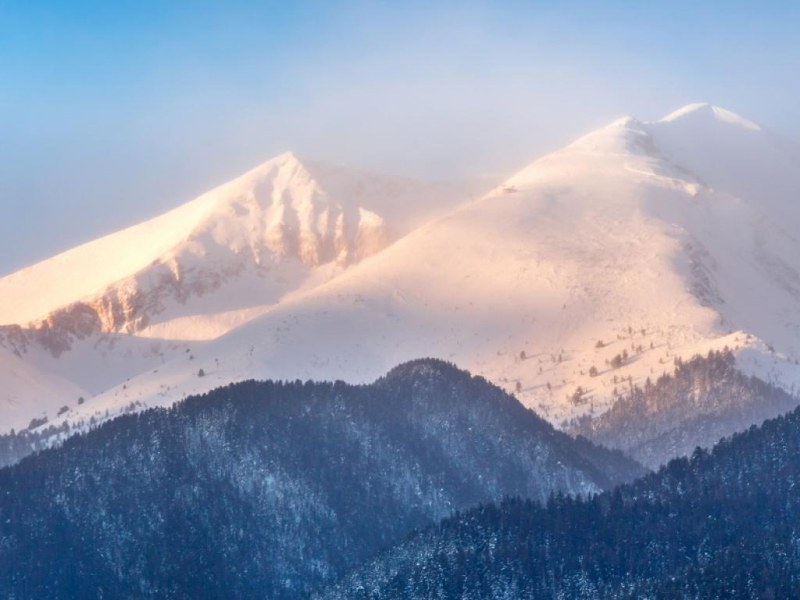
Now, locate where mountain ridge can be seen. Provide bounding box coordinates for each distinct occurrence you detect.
[0,152,391,333]
[86,103,800,421]
[4,104,800,470]
[313,379,800,599]
[0,358,643,598]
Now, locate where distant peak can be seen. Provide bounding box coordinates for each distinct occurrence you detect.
[274,150,299,163]
[658,103,761,131]
[556,114,648,157]
[608,115,642,129]
[581,115,647,138]
[267,150,305,169]
[244,151,311,181]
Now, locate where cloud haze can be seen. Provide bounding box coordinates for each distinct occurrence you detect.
[1,1,799,273]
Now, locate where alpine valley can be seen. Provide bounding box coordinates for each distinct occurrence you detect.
[3,104,800,471]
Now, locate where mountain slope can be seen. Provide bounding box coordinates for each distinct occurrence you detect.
[0,359,643,599]
[74,104,800,451]
[0,152,466,340]
[6,103,800,466]
[0,155,470,434]
[572,349,800,468]
[314,397,800,600]
[0,346,87,432]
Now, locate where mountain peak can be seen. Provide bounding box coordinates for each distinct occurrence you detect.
[244,150,310,183]
[274,150,299,162]
[608,115,642,128]
[264,150,304,170]
[658,103,761,131]
[0,149,391,333]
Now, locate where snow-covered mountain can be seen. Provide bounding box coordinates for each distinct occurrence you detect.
[0,152,468,342]
[0,154,470,431]
[0,345,89,432]
[5,103,800,462]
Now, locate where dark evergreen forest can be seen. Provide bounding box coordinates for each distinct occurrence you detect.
[318,396,800,599]
[0,359,641,599]
[574,349,798,468]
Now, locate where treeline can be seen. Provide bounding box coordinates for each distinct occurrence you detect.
[573,349,798,467]
[316,398,800,599]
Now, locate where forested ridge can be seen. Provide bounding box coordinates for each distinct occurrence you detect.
[574,349,798,468]
[317,396,800,599]
[0,359,641,599]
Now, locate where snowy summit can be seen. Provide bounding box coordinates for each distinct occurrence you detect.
[2,104,800,462]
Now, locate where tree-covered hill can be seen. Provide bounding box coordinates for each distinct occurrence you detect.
[574,349,798,468]
[0,358,642,599]
[317,394,800,599]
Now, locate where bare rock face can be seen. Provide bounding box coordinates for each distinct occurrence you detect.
[0,153,392,355]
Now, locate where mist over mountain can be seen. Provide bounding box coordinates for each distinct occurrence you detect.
[0,153,467,339]
[6,3,800,597]
[0,158,468,433]
[3,103,798,471]
[1,104,800,597]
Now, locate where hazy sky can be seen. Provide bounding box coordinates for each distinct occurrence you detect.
[2,1,799,274]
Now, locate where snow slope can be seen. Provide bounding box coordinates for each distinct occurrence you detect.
[0,155,471,432]
[0,153,467,340]
[6,103,800,456]
[0,346,88,432]
[48,104,800,440]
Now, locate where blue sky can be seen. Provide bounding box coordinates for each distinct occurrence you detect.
[2,1,799,273]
